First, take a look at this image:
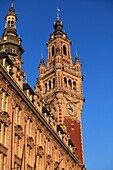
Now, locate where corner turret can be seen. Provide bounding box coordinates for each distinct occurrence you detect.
[0,2,25,88]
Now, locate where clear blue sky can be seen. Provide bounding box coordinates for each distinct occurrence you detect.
[0,0,113,170]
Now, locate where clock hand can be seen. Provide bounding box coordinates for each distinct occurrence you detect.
[68,107,73,112]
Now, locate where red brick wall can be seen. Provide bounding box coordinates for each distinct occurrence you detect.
[65,118,83,163]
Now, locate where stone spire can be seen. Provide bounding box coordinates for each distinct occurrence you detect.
[75,49,80,62]
[74,50,82,73]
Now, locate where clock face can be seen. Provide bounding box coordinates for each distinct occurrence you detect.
[66,102,76,116]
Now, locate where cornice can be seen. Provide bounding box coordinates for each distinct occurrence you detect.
[63,66,82,78]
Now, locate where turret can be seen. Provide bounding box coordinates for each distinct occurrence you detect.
[0,1,25,88]
[74,50,82,73]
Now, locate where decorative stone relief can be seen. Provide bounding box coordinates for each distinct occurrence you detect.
[37,146,44,158]
[27,136,35,149]
[46,154,53,165]
[0,110,11,126]
[15,124,24,139]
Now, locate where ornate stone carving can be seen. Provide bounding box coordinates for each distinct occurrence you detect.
[46,154,52,165]
[15,125,24,139]
[0,110,11,126]
[37,146,44,158]
[54,160,63,169]
[27,136,35,149]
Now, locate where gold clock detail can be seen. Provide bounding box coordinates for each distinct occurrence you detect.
[66,102,76,116]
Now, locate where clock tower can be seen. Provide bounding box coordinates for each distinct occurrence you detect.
[35,10,85,163]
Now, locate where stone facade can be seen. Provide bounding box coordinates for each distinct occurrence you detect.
[0,4,86,170]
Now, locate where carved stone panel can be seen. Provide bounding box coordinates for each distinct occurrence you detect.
[37,146,44,158]
[0,110,11,126]
[27,136,35,149]
[46,154,53,165]
[15,125,24,139]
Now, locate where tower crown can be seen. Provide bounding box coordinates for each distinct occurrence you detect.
[54,20,63,31]
[5,3,17,31]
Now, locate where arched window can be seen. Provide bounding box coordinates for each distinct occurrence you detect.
[45,83,47,92]
[73,81,76,91]
[7,17,15,28]
[64,77,67,87]
[68,79,72,89]
[49,80,51,90]
[53,78,55,88]
[52,46,55,56]
[63,45,67,55]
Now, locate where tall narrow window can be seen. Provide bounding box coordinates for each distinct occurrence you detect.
[3,125,6,146]
[45,83,47,92]
[2,92,5,110]
[68,79,72,89]
[64,77,67,87]
[5,95,8,112]
[53,78,55,88]
[29,121,32,137]
[16,107,20,125]
[63,45,67,55]
[52,46,55,56]
[73,81,76,91]
[49,80,51,91]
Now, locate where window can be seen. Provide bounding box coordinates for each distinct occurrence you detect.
[73,81,76,91]
[0,122,7,146]
[15,107,20,125]
[68,79,72,89]
[7,20,11,27]
[53,78,55,88]
[15,137,20,156]
[49,80,51,90]
[3,125,6,146]
[45,83,47,92]
[52,46,55,56]
[2,92,5,110]
[63,45,67,55]
[4,95,8,112]
[64,77,67,87]
[7,17,15,28]
[11,20,15,27]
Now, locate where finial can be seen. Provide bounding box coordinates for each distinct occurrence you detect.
[40,50,44,65]
[57,8,60,21]
[41,50,44,60]
[75,49,79,62]
[76,49,78,57]
[11,0,14,8]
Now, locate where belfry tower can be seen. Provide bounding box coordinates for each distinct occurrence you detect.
[35,10,85,163]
